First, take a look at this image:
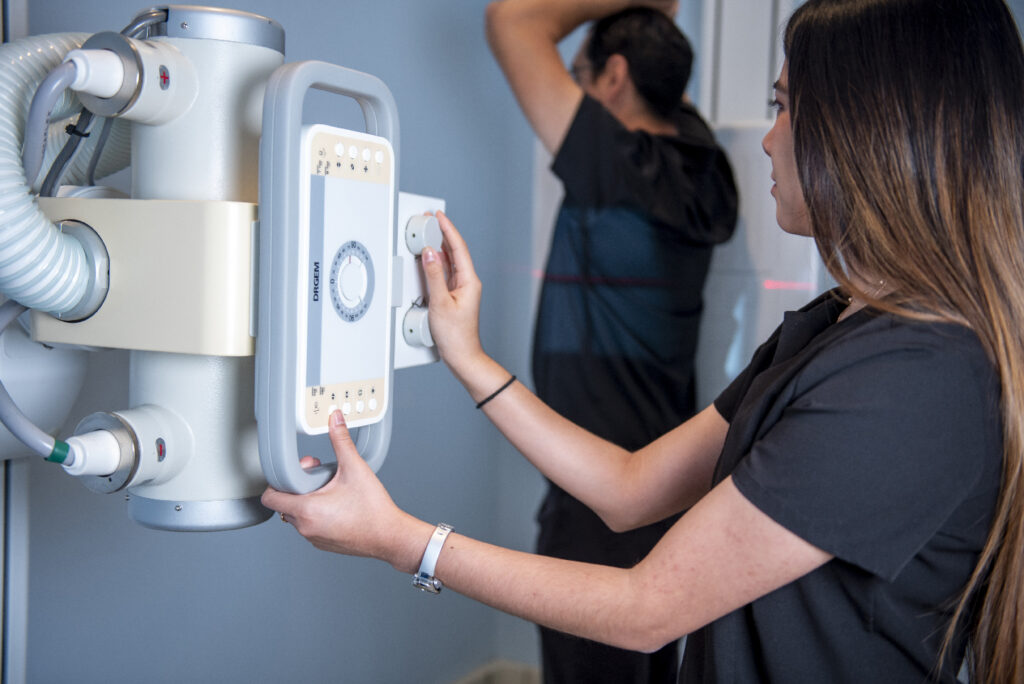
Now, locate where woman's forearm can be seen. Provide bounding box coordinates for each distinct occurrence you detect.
[433,530,669,652]
[449,352,644,528]
[422,214,724,529]
[427,475,829,653]
[448,352,726,530]
[262,413,830,657]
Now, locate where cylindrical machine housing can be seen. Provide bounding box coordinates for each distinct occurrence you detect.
[122,6,284,530]
[130,6,285,202]
[126,354,265,531]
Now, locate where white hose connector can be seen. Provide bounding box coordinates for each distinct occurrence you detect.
[0,33,130,316]
[65,49,125,99]
[63,429,121,476]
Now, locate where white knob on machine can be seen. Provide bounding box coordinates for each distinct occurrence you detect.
[338,257,367,306]
[405,214,443,255]
[402,305,434,348]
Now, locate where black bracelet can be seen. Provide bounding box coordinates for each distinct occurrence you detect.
[476,375,516,409]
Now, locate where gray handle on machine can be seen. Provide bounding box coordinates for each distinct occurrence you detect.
[257,60,399,494]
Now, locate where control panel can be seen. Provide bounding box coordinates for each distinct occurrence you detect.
[258,60,414,493]
[297,125,394,433]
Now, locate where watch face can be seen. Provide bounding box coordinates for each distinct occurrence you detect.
[412,573,442,594]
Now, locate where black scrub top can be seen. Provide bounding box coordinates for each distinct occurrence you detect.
[681,291,1002,683]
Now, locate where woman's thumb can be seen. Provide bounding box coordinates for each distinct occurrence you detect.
[328,409,357,462]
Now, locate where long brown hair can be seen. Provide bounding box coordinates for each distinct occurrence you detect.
[785,0,1024,681]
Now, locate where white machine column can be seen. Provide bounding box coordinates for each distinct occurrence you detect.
[125,7,284,530]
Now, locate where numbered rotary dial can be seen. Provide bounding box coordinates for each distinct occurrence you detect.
[329,240,375,322]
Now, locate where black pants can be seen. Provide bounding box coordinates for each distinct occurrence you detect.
[536,485,680,684]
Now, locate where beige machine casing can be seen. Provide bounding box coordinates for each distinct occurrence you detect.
[32,197,256,356]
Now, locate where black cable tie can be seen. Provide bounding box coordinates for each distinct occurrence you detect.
[65,123,90,138]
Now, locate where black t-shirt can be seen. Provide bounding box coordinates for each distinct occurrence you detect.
[532,95,737,450]
[680,291,1002,683]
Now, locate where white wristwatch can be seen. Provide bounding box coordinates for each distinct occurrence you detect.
[412,523,453,594]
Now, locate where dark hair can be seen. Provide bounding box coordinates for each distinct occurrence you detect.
[785,1,1024,682]
[585,8,693,119]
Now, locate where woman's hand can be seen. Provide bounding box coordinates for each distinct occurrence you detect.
[420,211,489,380]
[261,411,425,572]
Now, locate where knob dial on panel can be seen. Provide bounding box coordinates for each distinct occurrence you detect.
[402,305,434,347]
[405,214,443,255]
[338,258,367,307]
[329,240,375,322]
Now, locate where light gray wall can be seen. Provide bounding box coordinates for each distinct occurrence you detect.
[22,2,544,682]
[1013,0,1024,22]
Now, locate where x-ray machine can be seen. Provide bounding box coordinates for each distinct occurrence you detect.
[0,5,443,530]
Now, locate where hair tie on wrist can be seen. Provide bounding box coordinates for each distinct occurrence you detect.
[476,375,516,409]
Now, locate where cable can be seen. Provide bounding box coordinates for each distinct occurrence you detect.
[120,8,167,38]
[74,11,166,185]
[39,108,94,197]
[29,9,164,193]
[0,301,70,463]
[85,116,114,186]
[33,10,165,192]
[22,61,78,186]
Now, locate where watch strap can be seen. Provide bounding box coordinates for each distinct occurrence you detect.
[412,523,453,594]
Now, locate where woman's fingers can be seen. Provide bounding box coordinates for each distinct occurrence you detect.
[421,211,480,300]
[417,211,485,373]
[421,245,450,302]
[327,410,356,461]
[326,409,379,487]
[262,411,352,513]
[435,210,478,286]
[261,483,292,515]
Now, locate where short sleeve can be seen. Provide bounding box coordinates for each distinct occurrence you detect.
[714,291,842,423]
[730,324,1000,581]
[552,96,737,245]
[552,95,628,207]
[713,329,783,423]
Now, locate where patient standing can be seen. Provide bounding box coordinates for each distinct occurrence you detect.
[485,3,737,679]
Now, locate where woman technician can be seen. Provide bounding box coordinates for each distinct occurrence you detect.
[264,0,1024,680]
